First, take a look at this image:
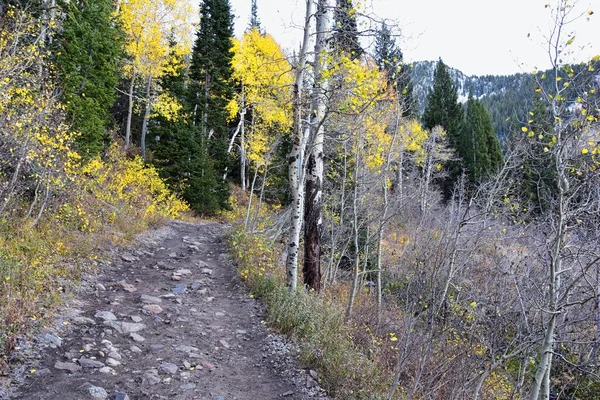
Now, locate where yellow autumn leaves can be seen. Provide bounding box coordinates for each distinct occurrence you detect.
[229,28,294,166]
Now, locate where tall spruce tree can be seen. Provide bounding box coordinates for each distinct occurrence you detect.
[459,95,503,182]
[189,0,235,210]
[55,0,123,156]
[423,59,465,197]
[423,59,462,140]
[248,0,262,33]
[149,44,222,215]
[374,22,416,116]
[332,0,362,58]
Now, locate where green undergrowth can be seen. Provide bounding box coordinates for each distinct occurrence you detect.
[229,225,388,399]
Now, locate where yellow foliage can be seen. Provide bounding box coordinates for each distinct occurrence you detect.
[230,29,293,166]
[119,0,193,79]
[151,92,184,121]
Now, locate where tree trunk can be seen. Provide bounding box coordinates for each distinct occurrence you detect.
[140,73,153,160]
[125,71,137,149]
[285,0,314,291]
[244,167,259,230]
[240,84,247,191]
[303,0,330,292]
[346,169,361,319]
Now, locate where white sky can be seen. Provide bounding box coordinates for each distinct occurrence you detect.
[228,0,600,76]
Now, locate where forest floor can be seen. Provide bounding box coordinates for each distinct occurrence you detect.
[1,220,328,400]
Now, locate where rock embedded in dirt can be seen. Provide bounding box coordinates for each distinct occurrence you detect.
[157,362,178,375]
[142,370,161,386]
[200,361,215,370]
[180,383,197,391]
[98,366,115,374]
[106,321,146,334]
[131,315,143,323]
[119,282,137,293]
[140,294,162,304]
[121,253,137,263]
[175,269,192,276]
[42,333,63,348]
[94,311,117,322]
[73,316,96,326]
[54,361,82,373]
[130,345,142,353]
[106,358,121,367]
[130,333,145,342]
[85,385,109,399]
[113,391,130,400]
[175,345,199,353]
[142,304,163,315]
[171,284,186,294]
[79,358,105,369]
[201,268,213,275]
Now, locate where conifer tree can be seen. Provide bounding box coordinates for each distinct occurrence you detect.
[55,0,123,156]
[248,0,262,33]
[189,0,235,209]
[423,59,462,141]
[332,0,362,58]
[374,22,416,117]
[460,95,502,182]
[423,59,466,197]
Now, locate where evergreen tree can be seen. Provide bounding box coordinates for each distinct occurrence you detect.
[374,22,416,117]
[459,95,502,182]
[332,0,362,58]
[54,0,123,156]
[422,59,462,141]
[248,0,262,33]
[151,39,225,214]
[423,59,467,198]
[188,0,235,210]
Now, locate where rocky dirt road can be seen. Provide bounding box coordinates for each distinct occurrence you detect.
[4,221,327,400]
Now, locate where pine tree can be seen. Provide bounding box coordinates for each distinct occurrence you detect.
[332,0,362,58]
[423,59,466,197]
[55,0,123,156]
[374,22,416,117]
[150,42,223,214]
[423,59,462,141]
[460,95,502,182]
[189,0,235,209]
[248,0,262,33]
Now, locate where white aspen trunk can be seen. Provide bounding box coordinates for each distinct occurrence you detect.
[285,0,314,291]
[240,86,247,191]
[125,71,137,149]
[254,167,268,224]
[244,167,259,230]
[346,158,362,319]
[303,0,330,292]
[140,73,153,160]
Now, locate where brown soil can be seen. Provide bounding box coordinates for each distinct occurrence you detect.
[2,221,327,400]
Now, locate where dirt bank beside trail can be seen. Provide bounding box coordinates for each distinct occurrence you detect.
[2,221,328,400]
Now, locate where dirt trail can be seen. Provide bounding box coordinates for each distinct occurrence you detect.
[5,221,327,400]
